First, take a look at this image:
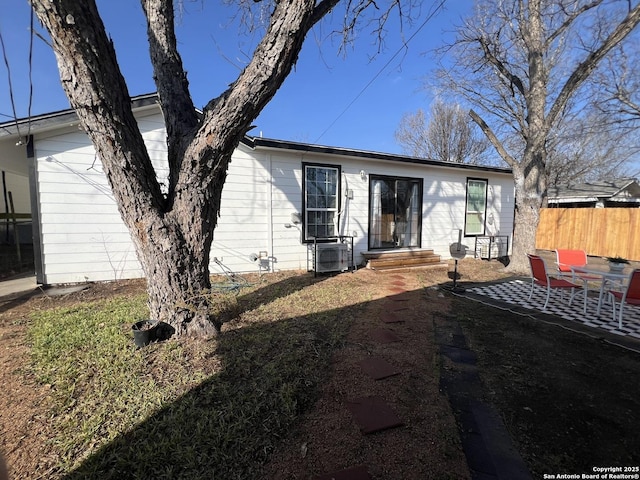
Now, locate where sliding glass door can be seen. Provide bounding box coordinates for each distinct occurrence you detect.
[369,176,422,249]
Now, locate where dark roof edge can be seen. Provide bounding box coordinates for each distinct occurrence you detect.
[241,136,512,174]
[0,93,158,138]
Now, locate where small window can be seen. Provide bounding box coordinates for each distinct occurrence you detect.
[303,164,340,240]
[465,178,487,235]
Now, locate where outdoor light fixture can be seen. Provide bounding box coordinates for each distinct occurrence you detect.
[360,170,366,180]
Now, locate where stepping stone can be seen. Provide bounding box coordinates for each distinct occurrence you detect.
[359,356,401,380]
[390,275,405,280]
[381,312,404,323]
[345,396,404,434]
[440,344,477,365]
[391,280,406,287]
[386,293,411,301]
[387,286,407,294]
[313,465,371,480]
[382,302,409,312]
[369,328,401,343]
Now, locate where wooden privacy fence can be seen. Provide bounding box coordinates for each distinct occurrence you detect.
[536,208,640,261]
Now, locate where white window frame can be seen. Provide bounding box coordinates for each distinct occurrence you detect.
[465,178,488,236]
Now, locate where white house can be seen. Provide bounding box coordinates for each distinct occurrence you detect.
[0,94,515,285]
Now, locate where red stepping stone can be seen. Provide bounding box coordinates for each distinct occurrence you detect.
[387,286,406,294]
[369,328,400,343]
[359,356,401,380]
[392,291,414,300]
[391,280,406,286]
[313,465,371,480]
[390,275,405,280]
[381,312,404,323]
[381,302,409,313]
[345,396,404,434]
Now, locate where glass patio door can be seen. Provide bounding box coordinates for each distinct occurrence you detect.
[369,176,422,249]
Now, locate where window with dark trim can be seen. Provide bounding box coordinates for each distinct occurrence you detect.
[465,178,488,235]
[302,163,340,241]
[369,175,422,249]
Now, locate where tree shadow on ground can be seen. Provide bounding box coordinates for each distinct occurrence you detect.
[451,293,640,476]
[61,273,363,480]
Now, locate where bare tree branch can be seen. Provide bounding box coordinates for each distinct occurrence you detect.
[548,2,640,127]
[469,109,517,167]
[477,35,526,97]
[546,0,602,47]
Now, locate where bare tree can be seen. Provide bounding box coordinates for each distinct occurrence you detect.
[394,99,491,164]
[546,110,640,188]
[590,41,640,128]
[437,0,640,272]
[29,0,416,337]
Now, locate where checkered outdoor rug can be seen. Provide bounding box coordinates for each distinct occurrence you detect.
[466,279,640,339]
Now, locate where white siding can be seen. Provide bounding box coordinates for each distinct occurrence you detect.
[33,111,165,284]
[30,109,514,283]
[209,146,270,275]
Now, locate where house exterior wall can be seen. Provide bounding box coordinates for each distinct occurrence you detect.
[33,109,167,284]
[29,108,514,284]
[212,146,514,274]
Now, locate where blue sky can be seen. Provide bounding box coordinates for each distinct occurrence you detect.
[0,1,472,154]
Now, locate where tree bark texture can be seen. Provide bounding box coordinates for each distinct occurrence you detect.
[30,0,338,336]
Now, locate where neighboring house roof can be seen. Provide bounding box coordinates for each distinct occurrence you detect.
[548,179,640,206]
[1,93,512,175]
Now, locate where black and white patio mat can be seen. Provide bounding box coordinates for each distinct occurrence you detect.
[464,279,640,340]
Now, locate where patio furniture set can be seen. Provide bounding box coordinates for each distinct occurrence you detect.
[527,250,640,330]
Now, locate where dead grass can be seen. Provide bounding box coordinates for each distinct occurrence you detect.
[2,256,639,479]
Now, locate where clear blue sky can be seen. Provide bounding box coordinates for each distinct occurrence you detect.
[0,1,472,155]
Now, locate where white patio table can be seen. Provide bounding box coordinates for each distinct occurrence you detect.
[570,265,631,315]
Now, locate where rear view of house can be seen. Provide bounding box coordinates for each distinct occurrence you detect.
[0,94,515,285]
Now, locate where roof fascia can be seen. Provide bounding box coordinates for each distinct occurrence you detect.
[241,136,513,175]
[0,93,159,139]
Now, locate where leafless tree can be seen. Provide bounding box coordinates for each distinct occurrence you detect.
[589,41,640,129]
[29,0,419,337]
[546,110,640,188]
[437,0,640,272]
[394,99,491,164]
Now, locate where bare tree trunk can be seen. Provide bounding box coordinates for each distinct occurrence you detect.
[449,1,640,275]
[510,158,546,273]
[125,181,221,336]
[30,0,339,337]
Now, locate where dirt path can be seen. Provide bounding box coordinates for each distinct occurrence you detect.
[0,262,509,479]
[259,269,471,479]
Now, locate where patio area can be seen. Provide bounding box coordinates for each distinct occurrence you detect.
[461,277,640,340]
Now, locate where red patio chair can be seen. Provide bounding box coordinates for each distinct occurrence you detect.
[528,254,580,310]
[609,269,640,329]
[555,249,599,312]
[555,249,589,276]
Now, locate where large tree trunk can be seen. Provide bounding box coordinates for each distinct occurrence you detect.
[126,179,221,337]
[510,156,546,273]
[31,0,342,337]
[462,1,640,276]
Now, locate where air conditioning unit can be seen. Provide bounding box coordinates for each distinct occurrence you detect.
[315,243,349,273]
[480,244,500,259]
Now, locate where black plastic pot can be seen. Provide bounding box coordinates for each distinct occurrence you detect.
[131,320,159,348]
